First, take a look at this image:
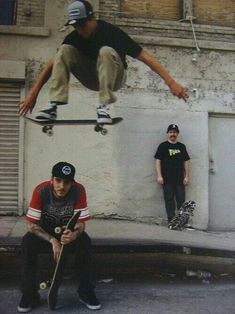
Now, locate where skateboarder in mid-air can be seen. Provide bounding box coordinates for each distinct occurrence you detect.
[19,0,188,124]
[17,162,101,313]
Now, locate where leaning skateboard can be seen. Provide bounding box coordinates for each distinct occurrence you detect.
[26,117,123,136]
[40,211,81,310]
[168,200,196,230]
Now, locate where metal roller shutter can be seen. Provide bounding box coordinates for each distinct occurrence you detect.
[0,82,21,214]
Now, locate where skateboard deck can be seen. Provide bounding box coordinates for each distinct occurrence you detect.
[168,200,196,230]
[26,117,123,136]
[47,211,81,310]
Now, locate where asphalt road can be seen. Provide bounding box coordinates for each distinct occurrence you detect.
[1,274,235,314]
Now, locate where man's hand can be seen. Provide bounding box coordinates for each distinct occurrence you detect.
[138,50,189,102]
[19,93,37,116]
[183,176,190,185]
[157,175,164,185]
[61,229,78,245]
[168,81,188,102]
[50,237,62,262]
[18,58,54,116]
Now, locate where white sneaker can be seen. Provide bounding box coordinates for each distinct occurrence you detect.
[35,103,57,120]
[96,105,112,124]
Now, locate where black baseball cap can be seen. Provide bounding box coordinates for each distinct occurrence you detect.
[167,124,179,133]
[65,0,94,26]
[52,162,75,181]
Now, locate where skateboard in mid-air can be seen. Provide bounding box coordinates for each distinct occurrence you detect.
[39,211,81,310]
[26,117,123,136]
[168,200,196,230]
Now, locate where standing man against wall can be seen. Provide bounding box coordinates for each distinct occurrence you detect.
[154,124,190,222]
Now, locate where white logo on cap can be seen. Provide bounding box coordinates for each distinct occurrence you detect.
[62,166,71,175]
[70,8,81,17]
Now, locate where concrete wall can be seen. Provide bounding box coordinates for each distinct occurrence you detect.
[0,0,234,230]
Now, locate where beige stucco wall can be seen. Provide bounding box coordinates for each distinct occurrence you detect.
[0,0,234,230]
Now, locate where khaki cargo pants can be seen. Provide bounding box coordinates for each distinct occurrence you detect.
[49,44,126,105]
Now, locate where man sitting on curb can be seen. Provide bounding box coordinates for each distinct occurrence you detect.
[18,162,101,312]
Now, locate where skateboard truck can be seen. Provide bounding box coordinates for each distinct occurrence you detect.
[94,123,108,135]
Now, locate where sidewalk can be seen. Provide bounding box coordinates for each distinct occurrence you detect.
[1,216,235,256]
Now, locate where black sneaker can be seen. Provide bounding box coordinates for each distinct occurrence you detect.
[79,290,101,310]
[97,105,112,124]
[35,103,57,120]
[17,292,40,313]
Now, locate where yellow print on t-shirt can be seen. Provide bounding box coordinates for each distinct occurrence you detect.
[168,149,181,156]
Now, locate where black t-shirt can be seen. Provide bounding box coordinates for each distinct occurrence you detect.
[62,20,142,69]
[154,141,190,184]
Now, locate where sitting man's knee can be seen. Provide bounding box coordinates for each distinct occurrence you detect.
[22,232,37,247]
[79,232,91,246]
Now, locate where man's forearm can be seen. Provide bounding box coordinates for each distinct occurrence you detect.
[30,59,54,96]
[184,160,190,178]
[138,50,174,87]
[156,159,162,177]
[74,222,85,238]
[28,222,53,243]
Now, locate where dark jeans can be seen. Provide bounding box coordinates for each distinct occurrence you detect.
[163,183,185,222]
[20,231,94,296]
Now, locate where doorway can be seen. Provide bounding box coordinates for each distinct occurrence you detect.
[209,114,235,231]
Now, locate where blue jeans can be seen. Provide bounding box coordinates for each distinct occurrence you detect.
[163,183,185,222]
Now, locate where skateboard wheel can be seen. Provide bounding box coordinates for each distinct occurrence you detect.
[101,128,108,135]
[47,129,53,136]
[54,226,62,234]
[94,125,101,132]
[42,126,53,136]
[40,281,48,290]
[42,125,50,133]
